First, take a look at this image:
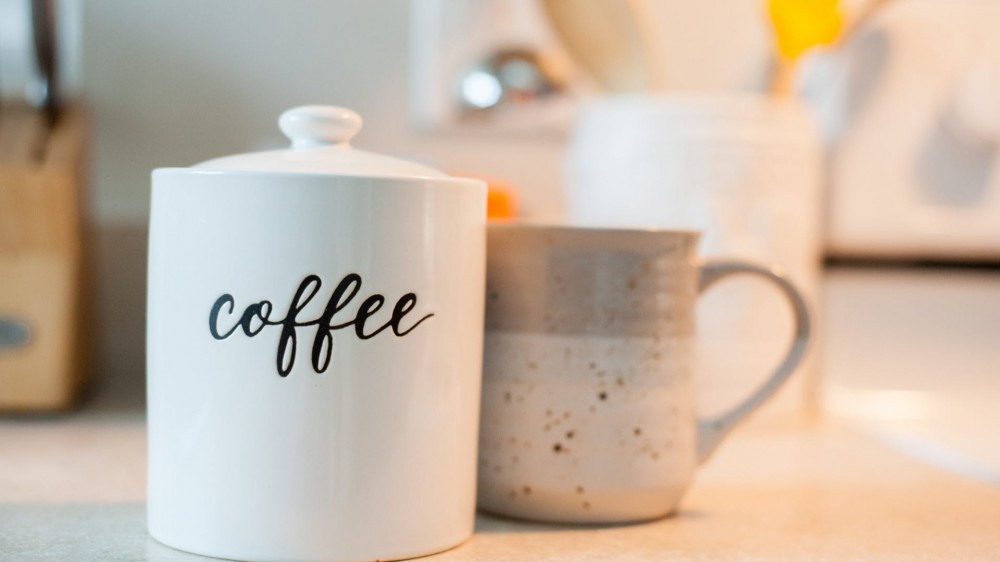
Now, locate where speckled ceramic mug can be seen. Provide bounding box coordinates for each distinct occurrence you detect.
[478,224,810,523]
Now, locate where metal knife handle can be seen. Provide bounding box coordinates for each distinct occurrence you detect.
[31,0,59,126]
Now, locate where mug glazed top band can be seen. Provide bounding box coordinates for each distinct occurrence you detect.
[487,222,701,247]
[485,224,700,337]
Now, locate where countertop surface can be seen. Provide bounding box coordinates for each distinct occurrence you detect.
[2,266,1000,561]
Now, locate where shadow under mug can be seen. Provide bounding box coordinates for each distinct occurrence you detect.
[478,224,810,523]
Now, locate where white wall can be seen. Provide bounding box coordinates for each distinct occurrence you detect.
[84,0,768,224]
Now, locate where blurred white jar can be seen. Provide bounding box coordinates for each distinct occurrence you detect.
[565,94,823,419]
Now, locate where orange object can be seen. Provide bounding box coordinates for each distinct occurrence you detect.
[487,183,519,221]
[448,173,520,220]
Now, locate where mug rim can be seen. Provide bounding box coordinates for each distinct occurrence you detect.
[488,221,701,239]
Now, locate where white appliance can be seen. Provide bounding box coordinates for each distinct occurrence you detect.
[815,0,1000,260]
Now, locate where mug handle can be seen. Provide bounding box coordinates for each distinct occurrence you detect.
[695,260,812,463]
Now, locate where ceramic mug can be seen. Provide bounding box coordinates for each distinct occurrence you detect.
[148,107,486,562]
[478,224,810,523]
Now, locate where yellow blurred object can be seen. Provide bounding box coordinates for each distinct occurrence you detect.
[768,0,844,60]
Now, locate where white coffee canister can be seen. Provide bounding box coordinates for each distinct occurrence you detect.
[147,106,486,562]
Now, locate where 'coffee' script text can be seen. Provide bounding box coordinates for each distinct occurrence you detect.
[209,274,434,376]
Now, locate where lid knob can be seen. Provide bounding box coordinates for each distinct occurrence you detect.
[279,105,363,148]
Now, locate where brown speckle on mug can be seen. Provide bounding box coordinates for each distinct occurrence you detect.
[598,391,608,401]
[522,486,532,495]
[576,485,585,494]
[565,430,575,439]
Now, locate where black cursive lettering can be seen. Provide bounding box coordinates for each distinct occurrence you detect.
[275,274,322,377]
[241,301,273,337]
[391,293,434,336]
[209,294,239,339]
[355,295,387,339]
[209,273,435,377]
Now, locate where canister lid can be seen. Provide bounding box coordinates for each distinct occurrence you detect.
[193,105,448,179]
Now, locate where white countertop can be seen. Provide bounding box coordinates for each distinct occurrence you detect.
[823,265,1000,484]
[2,265,1000,560]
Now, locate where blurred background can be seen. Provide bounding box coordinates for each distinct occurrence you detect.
[3,0,789,392]
[1,0,999,478]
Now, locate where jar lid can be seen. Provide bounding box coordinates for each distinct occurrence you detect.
[193,105,447,179]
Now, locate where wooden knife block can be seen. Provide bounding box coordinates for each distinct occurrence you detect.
[0,104,90,411]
